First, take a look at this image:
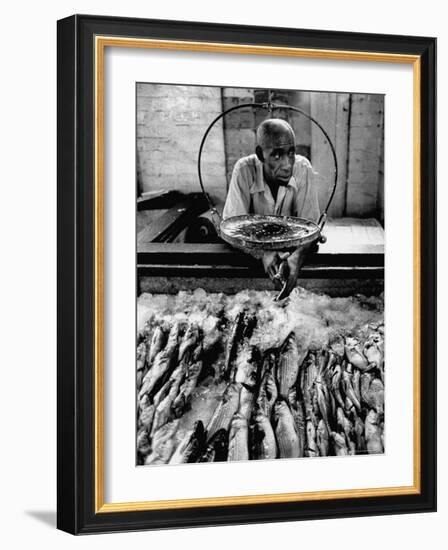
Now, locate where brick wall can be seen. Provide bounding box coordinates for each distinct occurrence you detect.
[136,83,227,203]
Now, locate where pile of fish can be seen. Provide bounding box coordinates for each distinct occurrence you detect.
[136,291,385,465]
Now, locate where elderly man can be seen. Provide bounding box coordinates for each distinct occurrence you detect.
[222,118,320,298]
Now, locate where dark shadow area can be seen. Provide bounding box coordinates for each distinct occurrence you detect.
[25,510,56,528]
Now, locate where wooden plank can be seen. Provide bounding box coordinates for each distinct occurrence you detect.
[139,275,384,298]
[137,190,183,210]
[346,94,384,216]
[138,263,384,280]
[311,93,337,216]
[137,193,208,244]
[334,94,350,216]
[311,93,351,218]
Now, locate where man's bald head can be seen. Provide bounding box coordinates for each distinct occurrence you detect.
[255,118,296,186]
[256,118,295,149]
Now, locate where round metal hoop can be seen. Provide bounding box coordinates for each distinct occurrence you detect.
[197,99,339,230]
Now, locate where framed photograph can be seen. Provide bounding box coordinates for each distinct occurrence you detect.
[57,14,436,534]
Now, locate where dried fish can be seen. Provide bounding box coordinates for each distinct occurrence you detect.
[136,426,151,458]
[172,343,203,417]
[178,323,200,362]
[228,413,249,462]
[198,429,229,462]
[251,408,277,460]
[365,409,384,454]
[345,337,370,371]
[146,325,167,368]
[353,413,366,452]
[341,364,361,411]
[206,382,240,439]
[151,362,187,436]
[144,420,179,465]
[360,373,384,414]
[257,370,278,419]
[305,420,319,457]
[287,388,306,457]
[138,322,180,401]
[224,309,256,380]
[316,419,329,457]
[274,400,300,458]
[136,341,147,390]
[238,384,255,421]
[331,431,349,456]
[277,332,301,399]
[234,345,261,389]
[169,421,206,464]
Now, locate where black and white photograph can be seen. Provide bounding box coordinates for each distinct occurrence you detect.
[136,83,385,466]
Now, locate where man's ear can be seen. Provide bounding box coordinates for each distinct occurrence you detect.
[255,145,264,163]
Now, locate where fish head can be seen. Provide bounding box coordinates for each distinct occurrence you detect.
[366,409,378,425]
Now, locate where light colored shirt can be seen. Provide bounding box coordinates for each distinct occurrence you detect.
[222,154,320,222]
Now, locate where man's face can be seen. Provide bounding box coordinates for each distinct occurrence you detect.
[261,131,296,186]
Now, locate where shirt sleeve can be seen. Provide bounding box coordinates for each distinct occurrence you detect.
[295,161,321,223]
[222,160,251,220]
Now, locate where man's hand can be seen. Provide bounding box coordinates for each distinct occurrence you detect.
[275,247,308,301]
[262,251,282,288]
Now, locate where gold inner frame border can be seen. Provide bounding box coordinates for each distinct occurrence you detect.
[94,36,421,514]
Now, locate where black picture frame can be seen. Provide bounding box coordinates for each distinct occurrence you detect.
[57,14,436,535]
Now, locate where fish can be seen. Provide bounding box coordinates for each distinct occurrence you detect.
[363,333,384,369]
[138,395,155,430]
[169,421,206,464]
[337,407,354,444]
[305,420,319,457]
[287,388,306,457]
[331,363,345,410]
[259,349,277,382]
[145,324,167,368]
[144,419,179,465]
[315,377,332,432]
[197,429,229,462]
[251,408,277,460]
[138,322,180,401]
[316,418,329,456]
[136,341,147,389]
[206,382,241,439]
[257,370,278,419]
[344,337,370,371]
[238,384,255,421]
[172,343,203,417]
[365,409,384,454]
[150,361,187,436]
[234,345,261,390]
[178,323,200,362]
[360,373,385,414]
[331,431,349,456]
[353,413,366,452]
[277,332,301,399]
[228,413,249,462]
[341,364,361,411]
[329,332,345,358]
[274,400,301,458]
[136,426,151,457]
[224,309,256,380]
[352,368,361,405]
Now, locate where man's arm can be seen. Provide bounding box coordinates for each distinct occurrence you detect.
[274,160,321,300]
[222,160,283,284]
[295,160,321,223]
[222,160,251,220]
